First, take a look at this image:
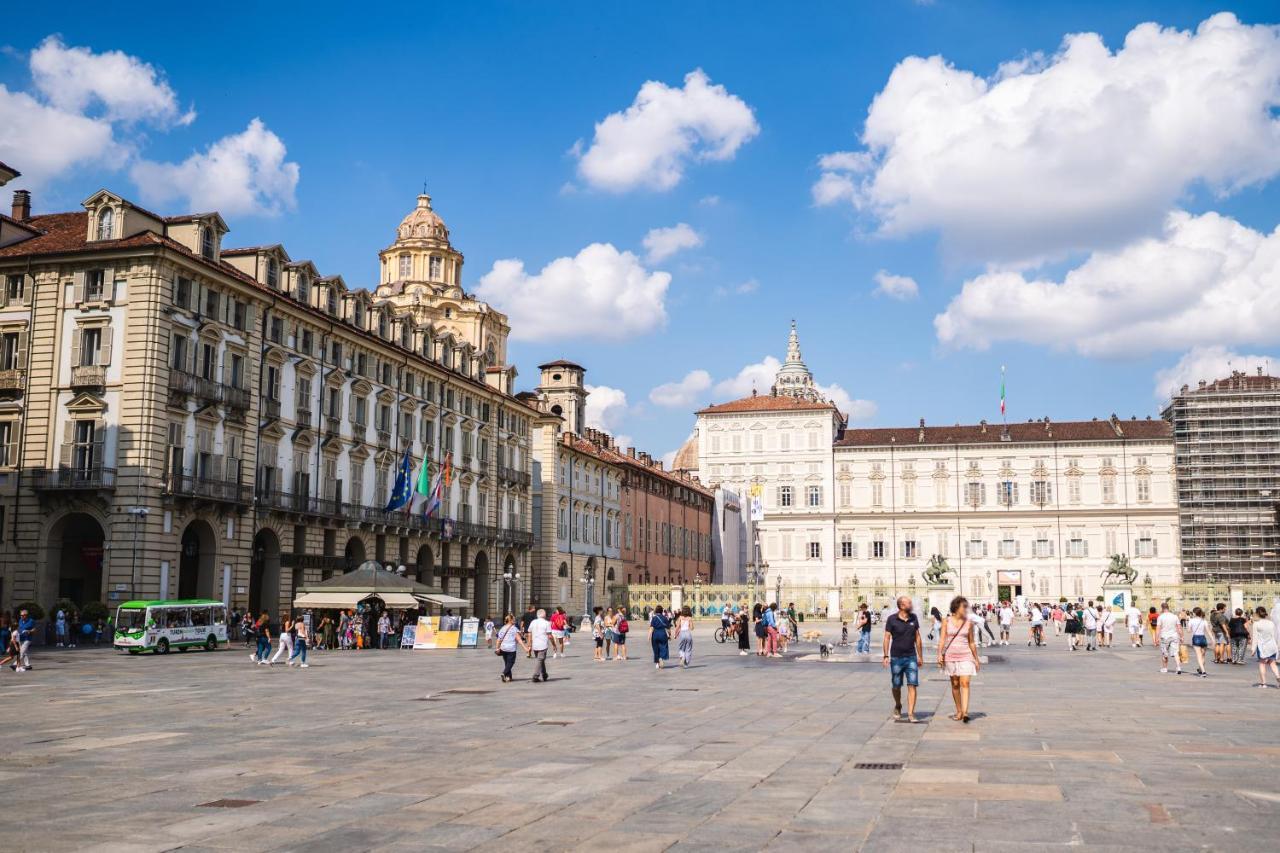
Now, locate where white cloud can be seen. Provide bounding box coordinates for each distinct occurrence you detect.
[0,86,122,186]
[643,222,703,263]
[30,36,194,126]
[711,355,877,421]
[130,119,299,216]
[1154,346,1276,400]
[584,384,632,447]
[698,194,721,207]
[476,243,670,342]
[576,69,759,192]
[935,210,1280,357]
[649,370,712,408]
[712,278,760,299]
[872,269,919,300]
[815,13,1280,263]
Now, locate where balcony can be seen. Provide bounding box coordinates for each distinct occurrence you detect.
[376,429,392,450]
[70,365,106,388]
[499,465,531,487]
[167,369,249,412]
[30,464,116,492]
[256,488,344,520]
[165,471,251,506]
[0,368,25,391]
[324,416,342,438]
[224,385,250,412]
[262,398,282,421]
[296,405,313,425]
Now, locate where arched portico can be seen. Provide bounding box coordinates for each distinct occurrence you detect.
[178,519,218,600]
[250,528,282,617]
[44,512,106,607]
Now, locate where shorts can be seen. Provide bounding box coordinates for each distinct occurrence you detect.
[944,659,976,677]
[1192,635,1208,648]
[551,629,565,639]
[1213,631,1228,644]
[889,656,919,689]
[1128,624,1140,634]
[594,637,603,648]
[614,633,626,645]
[1258,650,1277,663]
[1160,637,1180,659]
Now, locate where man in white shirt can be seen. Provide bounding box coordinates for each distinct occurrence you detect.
[523,608,552,683]
[1082,604,1098,651]
[1155,602,1183,674]
[1100,606,1116,648]
[1124,603,1142,647]
[998,604,1014,646]
[968,608,988,648]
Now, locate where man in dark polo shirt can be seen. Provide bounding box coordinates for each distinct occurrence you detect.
[882,595,923,723]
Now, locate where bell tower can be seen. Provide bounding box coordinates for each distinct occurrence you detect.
[537,360,587,435]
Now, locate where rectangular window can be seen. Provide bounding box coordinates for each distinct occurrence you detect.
[0,421,13,467]
[807,541,821,559]
[999,535,1017,558]
[1030,480,1051,505]
[1032,538,1054,558]
[966,537,986,559]
[171,334,188,371]
[1135,532,1157,558]
[79,327,102,366]
[902,479,915,507]
[871,482,883,507]
[997,480,1017,507]
[1068,477,1081,504]
[5,274,25,304]
[1067,536,1088,558]
[204,289,220,319]
[872,538,886,559]
[1101,474,1116,504]
[1136,475,1151,503]
[965,481,985,507]
[806,485,821,507]
[1,331,24,371]
[175,277,192,309]
[901,540,919,559]
[85,270,105,302]
[840,535,853,559]
[778,485,793,508]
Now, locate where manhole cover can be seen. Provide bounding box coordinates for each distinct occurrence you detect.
[198,799,259,808]
[537,720,573,726]
[853,763,903,770]
[440,689,493,695]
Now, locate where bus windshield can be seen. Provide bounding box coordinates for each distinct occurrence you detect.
[116,608,147,631]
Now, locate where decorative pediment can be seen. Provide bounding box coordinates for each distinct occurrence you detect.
[442,412,459,427]
[1132,463,1152,476]
[420,400,439,420]
[459,473,475,489]
[261,419,286,440]
[294,357,317,377]
[194,404,222,426]
[477,421,493,438]
[1065,463,1083,477]
[264,347,286,367]
[351,378,373,397]
[376,387,396,405]
[66,392,107,415]
[292,427,314,448]
[749,421,766,430]
[1031,462,1050,478]
[398,397,417,413]
[868,469,885,481]
[349,443,371,462]
[324,368,347,388]
[320,433,343,451]
[375,449,397,467]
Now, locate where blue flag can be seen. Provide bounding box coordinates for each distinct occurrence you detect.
[385,447,414,511]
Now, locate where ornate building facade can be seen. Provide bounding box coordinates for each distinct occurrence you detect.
[0,185,535,615]
[692,323,1182,606]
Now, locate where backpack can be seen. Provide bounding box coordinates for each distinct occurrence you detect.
[617,618,629,634]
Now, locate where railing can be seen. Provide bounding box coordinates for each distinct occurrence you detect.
[0,368,25,390]
[224,385,250,411]
[376,429,392,450]
[70,365,106,387]
[296,405,312,425]
[166,472,252,505]
[262,398,282,420]
[324,416,341,438]
[256,489,344,519]
[30,465,116,491]
[498,465,530,486]
[168,369,248,411]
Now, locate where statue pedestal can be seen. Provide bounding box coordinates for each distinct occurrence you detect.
[926,583,956,617]
[1102,585,1132,611]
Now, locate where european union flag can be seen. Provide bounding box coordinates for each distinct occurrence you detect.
[385,447,414,512]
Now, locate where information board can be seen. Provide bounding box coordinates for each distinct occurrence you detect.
[412,616,436,649]
[460,618,479,647]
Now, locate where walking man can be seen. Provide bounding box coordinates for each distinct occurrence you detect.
[14,608,35,672]
[856,603,872,654]
[1082,603,1099,651]
[519,605,537,658]
[1210,602,1229,664]
[883,596,923,723]
[524,608,551,683]
[1100,605,1116,648]
[998,601,1013,646]
[1125,600,1142,647]
[1156,602,1183,674]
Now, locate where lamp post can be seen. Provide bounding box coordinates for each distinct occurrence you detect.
[693,573,702,618]
[128,506,148,599]
[581,569,596,616]
[775,572,783,609]
[502,569,520,615]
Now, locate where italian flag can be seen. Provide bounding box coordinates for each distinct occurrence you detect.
[1000,367,1006,416]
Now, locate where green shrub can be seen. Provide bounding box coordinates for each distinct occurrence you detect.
[81,601,109,623]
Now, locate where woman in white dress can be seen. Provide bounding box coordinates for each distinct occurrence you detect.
[938,596,981,723]
[1248,606,1279,688]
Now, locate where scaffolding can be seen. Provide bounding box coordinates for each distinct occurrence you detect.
[1163,371,1280,582]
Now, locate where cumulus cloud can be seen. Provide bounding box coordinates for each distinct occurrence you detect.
[131,119,299,216]
[30,36,194,126]
[711,355,876,421]
[872,269,919,300]
[935,210,1280,357]
[575,69,759,192]
[584,384,632,448]
[814,14,1280,263]
[649,370,712,408]
[0,86,122,185]
[1154,346,1276,400]
[476,244,670,342]
[642,223,703,263]
[712,278,760,299]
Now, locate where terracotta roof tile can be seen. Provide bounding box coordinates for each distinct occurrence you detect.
[563,433,712,497]
[1185,374,1280,394]
[696,394,836,415]
[539,359,585,371]
[836,418,1171,447]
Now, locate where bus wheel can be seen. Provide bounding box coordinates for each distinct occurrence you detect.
[205,635,218,652]
[156,638,169,654]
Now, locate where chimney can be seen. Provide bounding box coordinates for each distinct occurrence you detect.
[11,190,30,221]
[918,418,925,443]
[627,447,636,458]
[979,419,987,434]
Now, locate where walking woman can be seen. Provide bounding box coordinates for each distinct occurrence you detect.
[288,615,310,668]
[675,606,695,667]
[752,603,766,656]
[649,605,672,670]
[250,611,272,664]
[737,608,751,656]
[603,607,616,660]
[496,614,520,683]
[938,596,980,723]
[1248,606,1279,688]
[1228,608,1250,664]
[1187,607,1210,677]
[269,613,294,664]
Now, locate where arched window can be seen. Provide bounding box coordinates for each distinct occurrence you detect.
[557,563,569,578]
[200,227,215,260]
[96,208,114,241]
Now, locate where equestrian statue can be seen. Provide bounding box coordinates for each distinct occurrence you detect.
[1100,553,1138,585]
[922,555,956,586]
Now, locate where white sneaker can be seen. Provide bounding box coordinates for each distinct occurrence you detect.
[739,650,748,656]
[249,653,257,662]
[1160,667,1168,673]
[300,663,309,668]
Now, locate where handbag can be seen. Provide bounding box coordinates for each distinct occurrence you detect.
[494,625,511,656]
[1178,644,1189,663]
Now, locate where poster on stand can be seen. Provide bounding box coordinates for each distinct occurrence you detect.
[460,618,479,647]
[400,624,417,648]
[412,616,436,649]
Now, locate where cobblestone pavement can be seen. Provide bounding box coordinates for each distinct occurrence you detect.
[1,621,1276,852]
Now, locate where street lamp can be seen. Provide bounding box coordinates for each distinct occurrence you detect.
[775,573,783,609]
[502,569,520,615]
[580,570,596,616]
[693,573,702,618]
[127,507,148,598]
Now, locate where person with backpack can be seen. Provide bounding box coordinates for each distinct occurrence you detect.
[250,611,272,664]
[613,610,629,661]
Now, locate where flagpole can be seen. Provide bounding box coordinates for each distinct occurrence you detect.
[1000,365,1007,428]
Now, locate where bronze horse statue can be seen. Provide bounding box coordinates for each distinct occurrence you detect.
[1100,554,1138,585]
[922,555,955,585]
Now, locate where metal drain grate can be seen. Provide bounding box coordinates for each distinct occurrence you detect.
[853,763,903,771]
[413,696,447,702]
[440,689,493,695]
[537,720,573,726]
[668,687,699,692]
[198,799,259,808]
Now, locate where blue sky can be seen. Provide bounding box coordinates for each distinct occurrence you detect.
[4,1,1280,462]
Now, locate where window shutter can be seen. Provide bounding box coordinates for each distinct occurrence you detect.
[15,330,27,369]
[4,422,18,466]
[244,304,255,337]
[1152,538,1158,557]
[92,419,106,466]
[221,353,230,388]
[0,284,7,309]
[99,326,113,366]
[1050,540,1055,557]
[70,329,81,369]
[59,421,74,466]
[72,271,85,305]
[101,268,114,301]
[209,454,224,481]
[1015,540,1021,556]
[1133,539,1140,557]
[982,541,988,557]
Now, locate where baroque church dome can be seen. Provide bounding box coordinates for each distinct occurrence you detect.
[396,194,450,243]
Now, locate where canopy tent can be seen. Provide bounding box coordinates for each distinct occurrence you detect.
[419,593,471,609]
[292,562,447,610]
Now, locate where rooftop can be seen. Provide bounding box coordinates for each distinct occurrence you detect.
[836,416,1171,448]
[697,393,837,415]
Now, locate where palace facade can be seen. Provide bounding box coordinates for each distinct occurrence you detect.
[688,323,1182,604]
[0,185,536,615]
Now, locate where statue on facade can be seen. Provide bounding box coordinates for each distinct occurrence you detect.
[922,555,955,586]
[1100,554,1138,585]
